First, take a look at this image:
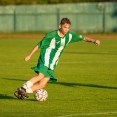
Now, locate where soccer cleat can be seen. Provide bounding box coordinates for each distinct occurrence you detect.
[14,87,29,100]
[14,90,24,100]
[18,87,29,98]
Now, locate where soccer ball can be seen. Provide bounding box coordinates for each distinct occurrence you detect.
[34,89,48,102]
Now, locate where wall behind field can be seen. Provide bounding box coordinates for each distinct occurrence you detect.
[0,2,117,33]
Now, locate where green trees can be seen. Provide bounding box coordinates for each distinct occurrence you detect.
[0,0,116,5]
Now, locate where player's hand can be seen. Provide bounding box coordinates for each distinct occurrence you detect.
[94,40,100,46]
[24,55,31,61]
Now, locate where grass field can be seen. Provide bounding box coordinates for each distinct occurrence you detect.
[0,37,117,117]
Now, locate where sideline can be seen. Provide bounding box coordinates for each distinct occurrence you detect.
[57,111,117,117]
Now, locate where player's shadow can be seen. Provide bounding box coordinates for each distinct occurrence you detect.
[2,78,27,82]
[0,94,16,99]
[49,82,117,90]
[0,94,36,101]
[64,51,117,55]
[1,78,27,100]
[3,78,117,90]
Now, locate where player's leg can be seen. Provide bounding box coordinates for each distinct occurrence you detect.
[14,72,45,99]
[30,77,50,92]
[23,72,45,90]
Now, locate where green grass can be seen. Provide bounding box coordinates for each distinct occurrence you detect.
[0,37,117,117]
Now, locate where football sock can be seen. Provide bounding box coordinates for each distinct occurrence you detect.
[26,87,33,93]
[23,81,33,90]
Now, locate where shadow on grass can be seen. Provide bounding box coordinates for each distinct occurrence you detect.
[0,93,36,101]
[0,94,16,99]
[49,82,117,90]
[27,99,37,102]
[2,78,27,82]
[0,93,37,101]
[64,51,117,55]
[2,78,117,90]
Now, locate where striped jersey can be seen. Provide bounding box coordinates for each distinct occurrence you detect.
[37,30,84,70]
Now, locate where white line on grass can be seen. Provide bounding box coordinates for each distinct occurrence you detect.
[57,111,117,117]
[59,61,117,64]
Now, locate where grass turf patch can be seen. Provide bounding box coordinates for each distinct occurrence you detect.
[0,38,117,117]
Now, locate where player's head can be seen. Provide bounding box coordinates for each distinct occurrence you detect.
[59,18,71,34]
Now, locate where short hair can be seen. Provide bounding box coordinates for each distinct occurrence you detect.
[60,18,71,25]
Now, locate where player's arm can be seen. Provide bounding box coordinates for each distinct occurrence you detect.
[24,45,39,62]
[84,37,100,46]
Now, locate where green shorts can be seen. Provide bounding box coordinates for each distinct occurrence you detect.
[31,64,57,82]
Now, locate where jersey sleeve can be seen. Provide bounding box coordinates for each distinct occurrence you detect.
[37,32,52,48]
[37,32,49,48]
[37,40,43,48]
[69,32,84,43]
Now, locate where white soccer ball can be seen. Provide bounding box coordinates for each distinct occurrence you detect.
[34,89,48,102]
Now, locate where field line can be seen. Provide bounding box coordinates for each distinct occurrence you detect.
[57,111,117,117]
[59,61,117,64]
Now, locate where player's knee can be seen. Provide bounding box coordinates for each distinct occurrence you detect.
[38,78,49,89]
[39,83,47,89]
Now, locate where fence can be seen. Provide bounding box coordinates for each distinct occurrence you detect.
[0,2,117,33]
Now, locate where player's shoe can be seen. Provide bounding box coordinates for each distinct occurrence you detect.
[14,87,28,100]
[14,90,24,100]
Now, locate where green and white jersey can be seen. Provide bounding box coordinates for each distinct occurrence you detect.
[37,30,84,70]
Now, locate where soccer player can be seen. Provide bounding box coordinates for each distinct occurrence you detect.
[14,18,100,100]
